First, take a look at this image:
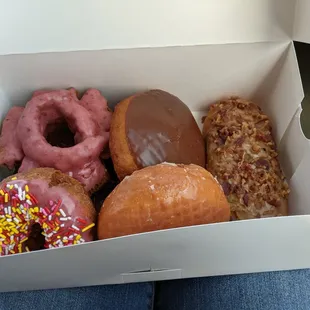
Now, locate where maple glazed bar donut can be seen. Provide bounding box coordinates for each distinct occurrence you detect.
[202,97,289,220]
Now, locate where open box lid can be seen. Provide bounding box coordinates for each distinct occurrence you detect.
[0,0,305,55]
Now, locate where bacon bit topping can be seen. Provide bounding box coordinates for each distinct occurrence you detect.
[204,97,289,220]
[255,159,270,170]
[221,182,231,196]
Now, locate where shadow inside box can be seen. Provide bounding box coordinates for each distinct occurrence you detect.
[295,41,310,139]
[91,157,120,213]
[0,165,18,181]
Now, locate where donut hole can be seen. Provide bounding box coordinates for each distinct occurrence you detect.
[26,222,45,251]
[45,119,75,148]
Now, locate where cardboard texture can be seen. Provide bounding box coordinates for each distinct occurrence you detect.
[0,0,295,54]
[0,0,310,291]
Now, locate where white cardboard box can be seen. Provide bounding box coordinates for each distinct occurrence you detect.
[0,0,310,292]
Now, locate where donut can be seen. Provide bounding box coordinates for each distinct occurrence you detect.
[110,89,205,180]
[0,106,24,170]
[202,97,289,219]
[0,88,112,192]
[0,168,96,256]
[97,163,230,239]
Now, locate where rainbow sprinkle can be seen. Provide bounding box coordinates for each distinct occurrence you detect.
[0,180,94,256]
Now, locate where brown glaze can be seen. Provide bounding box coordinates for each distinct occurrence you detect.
[125,90,205,169]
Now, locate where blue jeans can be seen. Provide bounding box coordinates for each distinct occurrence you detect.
[1,270,310,310]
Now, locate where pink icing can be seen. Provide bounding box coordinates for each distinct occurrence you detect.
[0,177,95,256]
[0,89,111,192]
[0,107,24,169]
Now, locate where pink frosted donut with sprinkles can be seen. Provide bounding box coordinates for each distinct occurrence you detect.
[0,168,96,256]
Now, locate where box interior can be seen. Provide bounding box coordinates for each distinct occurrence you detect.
[0,41,305,174]
[0,41,310,291]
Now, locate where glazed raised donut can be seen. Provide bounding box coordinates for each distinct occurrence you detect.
[98,163,230,239]
[0,88,112,192]
[0,168,96,256]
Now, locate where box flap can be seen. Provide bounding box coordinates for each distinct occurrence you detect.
[3,217,310,292]
[293,0,310,43]
[0,0,294,55]
[121,269,182,283]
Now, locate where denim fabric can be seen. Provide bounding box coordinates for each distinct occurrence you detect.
[0,282,154,310]
[156,269,310,310]
[2,270,310,310]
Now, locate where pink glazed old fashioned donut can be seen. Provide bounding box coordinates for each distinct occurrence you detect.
[0,88,112,192]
